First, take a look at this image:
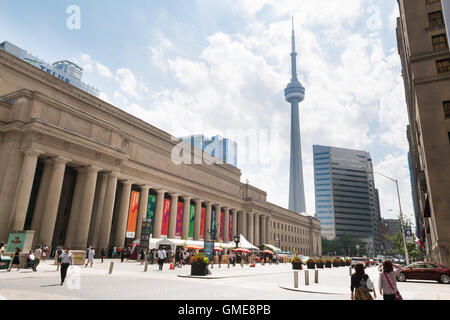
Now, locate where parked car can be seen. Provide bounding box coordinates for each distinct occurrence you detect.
[397,262,450,284]
[351,257,369,268]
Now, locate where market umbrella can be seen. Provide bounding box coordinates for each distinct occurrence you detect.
[262,250,273,254]
[185,245,201,250]
[232,248,251,253]
[214,247,224,252]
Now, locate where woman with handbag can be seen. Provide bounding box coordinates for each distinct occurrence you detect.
[378,260,402,300]
[351,263,377,300]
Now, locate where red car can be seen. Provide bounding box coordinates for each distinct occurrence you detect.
[397,262,450,284]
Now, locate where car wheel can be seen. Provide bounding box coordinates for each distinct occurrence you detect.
[439,274,450,284]
[397,272,407,282]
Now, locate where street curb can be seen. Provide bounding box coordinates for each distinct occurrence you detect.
[278,285,346,295]
[178,271,292,280]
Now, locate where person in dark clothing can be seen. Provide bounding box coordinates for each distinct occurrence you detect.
[8,248,21,272]
[101,249,106,263]
[351,263,376,300]
[120,248,126,263]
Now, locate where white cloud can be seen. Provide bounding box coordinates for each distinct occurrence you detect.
[115,68,148,99]
[75,54,112,78]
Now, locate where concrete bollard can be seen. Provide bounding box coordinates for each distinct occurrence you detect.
[144,261,148,272]
[315,270,319,284]
[305,270,309,286]
[108,261,114,274]
[241,259,244,268]
[294,271,299,288]
[349,266,352,276]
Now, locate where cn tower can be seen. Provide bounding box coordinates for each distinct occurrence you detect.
[285,18,306,214]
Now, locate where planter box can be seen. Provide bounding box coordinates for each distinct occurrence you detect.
[292,263,303,270]
[333,263,340,267]
[191,263,208,276]
[345,262,351,266]
[325,262,332,268]
[316,263,324,269]
[307,263,316,269]
[339,262,346,267]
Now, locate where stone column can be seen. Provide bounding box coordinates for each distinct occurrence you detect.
[152,189,166,238]
[9,148,43,231]
[247,211,254,244]
[88,172,108,247]
[254,213,260,246]
[223,207,230,242]
[231,209,237,239]
[168,193,180,239]
[205,202,212,241]
[238,211,245,237]
[37,156,71,250]
[266,216,271,245]
[64,167,87,248]
[97,172,118,251]
[181,196,192,240]
[73,166,101,249]
[194,199,203,241]
[135,185,150,240]
[113,180,133,247]
[214,204,221,241]
[31,158,53,244]
[261,215,266,245]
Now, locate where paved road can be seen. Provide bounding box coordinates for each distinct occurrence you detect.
[0,259,449,300]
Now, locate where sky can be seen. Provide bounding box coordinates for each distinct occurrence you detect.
[0,0,415,224]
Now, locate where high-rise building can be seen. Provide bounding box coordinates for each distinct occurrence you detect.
[0,41,99,97]
[397,0,450,266]
[180,134,238,167]
[443,0,450,43]
[285,19,307,214]
[313,145,382,255]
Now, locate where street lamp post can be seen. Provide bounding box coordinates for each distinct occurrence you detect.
[370,171,410,265]
[356,244,360,257]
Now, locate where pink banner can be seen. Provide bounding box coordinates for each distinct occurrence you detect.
[161,198,171,236]
[175,202,184,237]
[200,207,206,240]
[229,212,232,241]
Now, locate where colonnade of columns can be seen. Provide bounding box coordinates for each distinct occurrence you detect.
[3,148,273,253]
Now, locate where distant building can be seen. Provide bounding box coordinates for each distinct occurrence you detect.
[0,41,99,97]
[180,135,238,167]
[384,219,401,235]
[443,0,450,43]
[313,145,382,255]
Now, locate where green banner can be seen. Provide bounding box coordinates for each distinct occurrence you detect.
[6,232,26,252]
[147,194,156,233]
[188,204,195,239]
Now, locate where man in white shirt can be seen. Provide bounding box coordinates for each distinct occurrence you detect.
[34,247,42,270]
[60,248,74,285]
[157,248,166,271]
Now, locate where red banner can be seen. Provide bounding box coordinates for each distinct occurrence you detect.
[229,212,232,241]
[161,198,171,236]
[220,210,225,240]
[200,207,206,240]
[126,191,140,239]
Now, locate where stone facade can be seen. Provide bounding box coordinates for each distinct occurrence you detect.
[0,48,321,256]
[397,0,450,266]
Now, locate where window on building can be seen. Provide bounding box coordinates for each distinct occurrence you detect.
[429,11,444,28]
[432,34,448,50]
[444,101,450,119]
[437,59,450,73]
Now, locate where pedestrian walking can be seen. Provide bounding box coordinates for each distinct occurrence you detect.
[120,247,126,263]
[26,250,35,270]
[157,248,166,271]
[42,245,49,262]
[351,263,376,300]
[379,260,402,300]
[218,251,222,267]
[56,247,63,271]
[112,246,117,258]
[60,248,74,286]
[34,247,42,270]
[85,247,95,267]
[101,248,106,263]
[7,248,21,272]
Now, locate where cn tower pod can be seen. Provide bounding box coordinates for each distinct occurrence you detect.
[284,81,305,103]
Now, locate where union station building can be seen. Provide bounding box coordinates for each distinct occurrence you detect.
[0,47,322,256]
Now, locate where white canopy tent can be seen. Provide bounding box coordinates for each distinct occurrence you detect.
[263,243,281,253]
[235,234,258,250]
[145,238,235,250]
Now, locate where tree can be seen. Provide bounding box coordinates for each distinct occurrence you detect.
[321,234,367,257]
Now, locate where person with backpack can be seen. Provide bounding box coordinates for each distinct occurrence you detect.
[351,263,377,300]
[378,260,402,300]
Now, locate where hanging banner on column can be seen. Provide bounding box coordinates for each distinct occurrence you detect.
[211,207,216,239]
[175,202,184,238]
[188,204,195,239]
[147,194,156,233]
[161,198,171,236]
[229,213,233,241]
[126,191,140,239]
[200,207,206,240]
[220,210,225,241]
